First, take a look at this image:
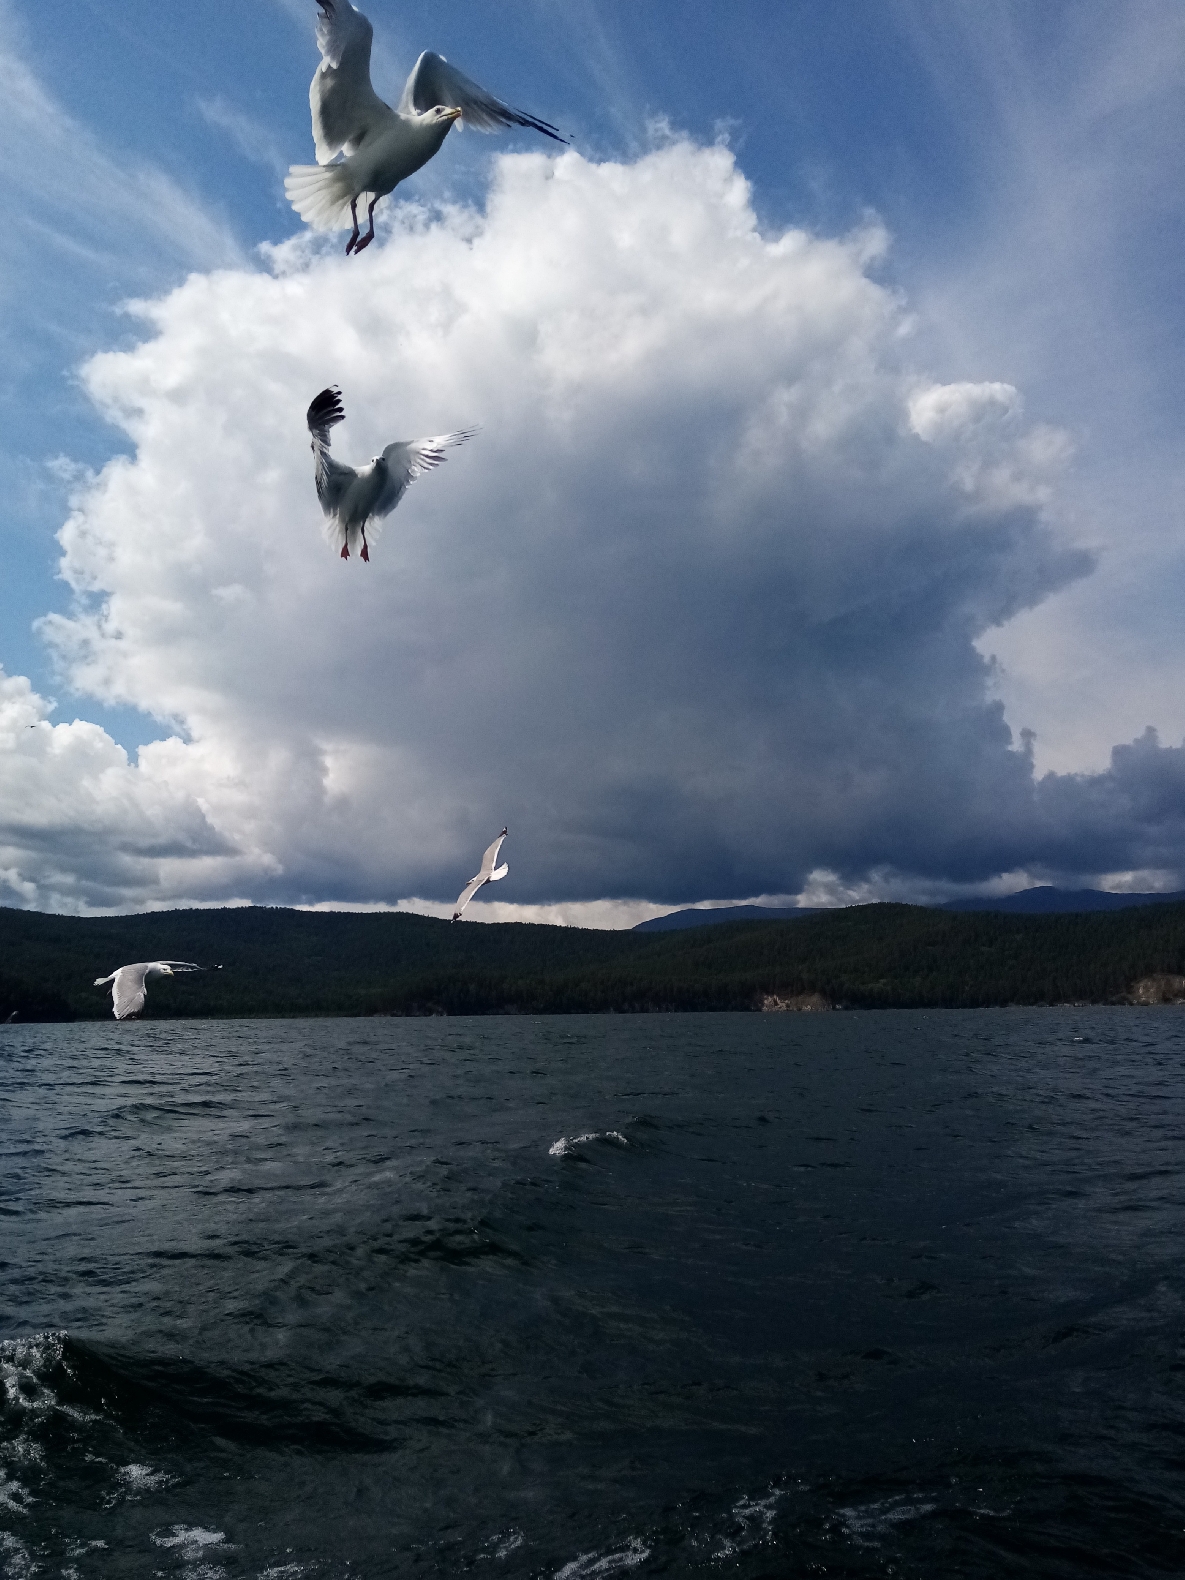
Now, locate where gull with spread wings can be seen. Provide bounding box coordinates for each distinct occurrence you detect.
[286,0,565,255]
[93,962,219,1021]
[306,387,475,562]
[453,829,509,921]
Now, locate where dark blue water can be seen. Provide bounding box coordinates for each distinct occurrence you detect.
[1,1011,1183,1578]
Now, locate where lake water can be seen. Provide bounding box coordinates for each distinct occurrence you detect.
[1,1010,1183,1578]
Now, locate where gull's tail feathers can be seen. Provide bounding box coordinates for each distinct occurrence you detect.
[323,517,369,561]
[285,163,362,231]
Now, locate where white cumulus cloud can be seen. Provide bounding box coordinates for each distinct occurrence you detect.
[6,136,1177,913]
[0,668,234,913]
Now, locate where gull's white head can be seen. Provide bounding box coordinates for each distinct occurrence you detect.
[431,105,464,126]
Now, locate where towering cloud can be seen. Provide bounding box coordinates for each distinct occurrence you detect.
[1,138,1180,913]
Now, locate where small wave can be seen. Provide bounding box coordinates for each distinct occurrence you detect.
[484,1528,524,1560]
[554,1537,650,1579]
[548,1130,629,1158]
[1,1330,68,1416]
[713,1490,783,1557]
[838,1494,936,1543]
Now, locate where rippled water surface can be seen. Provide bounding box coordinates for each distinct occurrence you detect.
[2,1010,1183,1577]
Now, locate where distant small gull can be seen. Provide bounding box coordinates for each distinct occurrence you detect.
[452,828,508,921]
[307,386,475,562]
[286,0,565,255]
[93,962,218,1021]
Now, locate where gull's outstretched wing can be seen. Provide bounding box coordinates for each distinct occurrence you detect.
[307,387,355,516]
[372,429,477,519]
[308,385,345,449]
[310,0,392,162]
[398,51,565,142]
[452,874,486,921]
[479,830,508,878]
[110,964,150,1020]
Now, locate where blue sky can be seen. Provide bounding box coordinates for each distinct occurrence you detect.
[1,1,1184,918]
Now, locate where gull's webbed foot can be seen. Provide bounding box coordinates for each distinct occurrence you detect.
[340,542,350,559]
[361,542,370,562]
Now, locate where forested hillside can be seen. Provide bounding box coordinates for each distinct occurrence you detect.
[3,901,1185,1020]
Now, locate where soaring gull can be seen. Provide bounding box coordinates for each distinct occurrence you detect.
[307,387,475,562]
[286,0,565,254]
[452,829,509,921]
[93,961,218,1021]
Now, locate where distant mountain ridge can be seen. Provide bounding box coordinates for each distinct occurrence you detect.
[940,887,1185,914]
[634,888,1185,932]
[634,905,824,932]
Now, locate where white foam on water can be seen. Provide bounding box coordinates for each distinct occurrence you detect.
[483,1528,525,1559]
[838,1494,937,1543]
[0,1330,65,1415]
[258,1565,304,1578]
[0,1331,100,1430]
[0,1531,36,1579]
[118,1461,175,1493]
[152,1524,230,1563]
[1,1432,45,1468]
[712,1489,783,1557]
[0,1467,33,1515]
[548,1130,629,1158]
[553,1536,650,1579]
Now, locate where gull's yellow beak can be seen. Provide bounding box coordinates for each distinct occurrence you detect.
[445,106,464,122]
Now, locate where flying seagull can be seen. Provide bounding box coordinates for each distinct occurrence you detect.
[453,829,509,921]
[93,962,219,1021]
[307,386,475,561]
[286,0,565,255]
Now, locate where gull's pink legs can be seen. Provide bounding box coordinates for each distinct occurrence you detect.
[352,198,379,255]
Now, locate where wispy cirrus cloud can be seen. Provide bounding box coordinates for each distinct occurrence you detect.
[197,96,290,182]
[0,12,243,283]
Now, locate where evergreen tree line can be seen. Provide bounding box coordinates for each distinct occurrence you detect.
[2,901,1185,1021]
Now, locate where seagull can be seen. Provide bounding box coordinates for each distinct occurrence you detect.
[452,828,509,921]
[286,0,565,255]
[307,386,475,561]
[93,962,219,1022]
